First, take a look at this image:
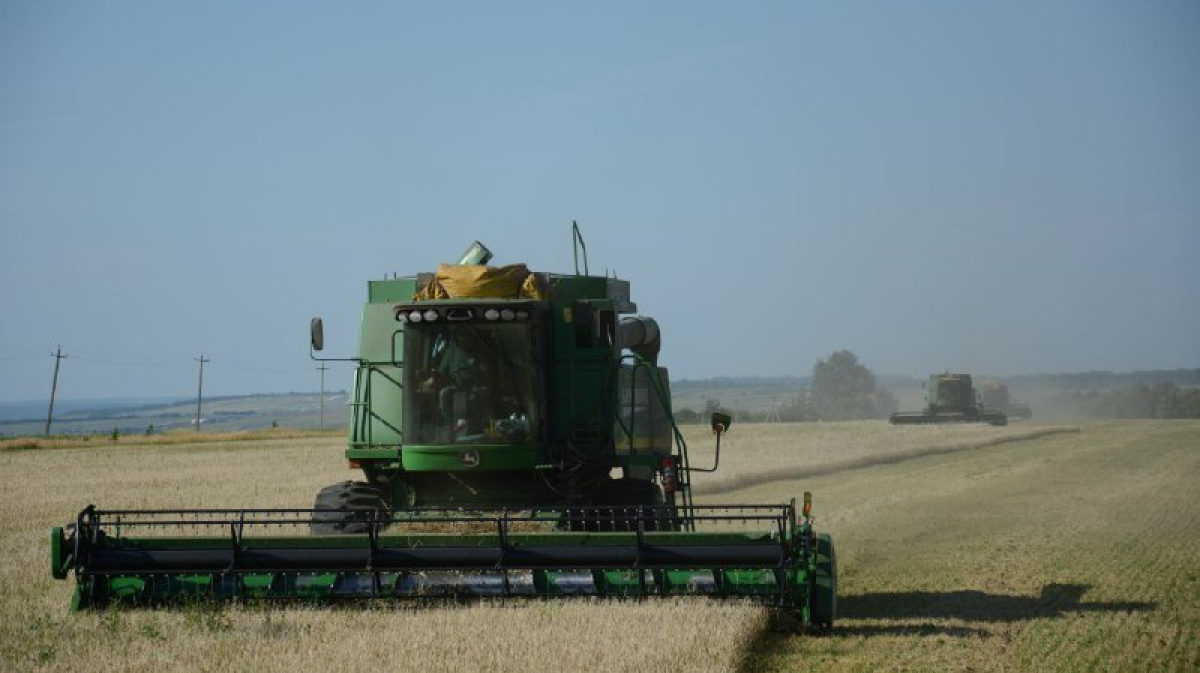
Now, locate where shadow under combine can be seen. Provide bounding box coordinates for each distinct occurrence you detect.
[738,583,1156,670]
[837,582,1154,634]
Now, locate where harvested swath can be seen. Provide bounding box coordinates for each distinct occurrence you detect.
[680,420,1078,496]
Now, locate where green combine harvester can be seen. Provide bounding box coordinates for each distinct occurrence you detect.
[50,230,837,630]
[890,372,1008,426]
[980,380,1032,420]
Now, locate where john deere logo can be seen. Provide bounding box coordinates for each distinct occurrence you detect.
[460,450,480,468]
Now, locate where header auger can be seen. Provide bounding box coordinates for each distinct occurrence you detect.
[50,231,837,630]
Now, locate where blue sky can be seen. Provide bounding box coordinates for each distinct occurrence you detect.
[1,1,1197,401]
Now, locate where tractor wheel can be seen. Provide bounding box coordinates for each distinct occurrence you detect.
[311,480,390,535]
[810,533,837,631]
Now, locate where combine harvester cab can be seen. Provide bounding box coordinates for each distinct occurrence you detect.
[50,230,837,631]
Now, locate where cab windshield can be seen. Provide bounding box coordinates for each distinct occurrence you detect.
[402,321,541,445]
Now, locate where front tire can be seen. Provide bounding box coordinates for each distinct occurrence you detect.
[311,480,390,535]
[810,533,837,631]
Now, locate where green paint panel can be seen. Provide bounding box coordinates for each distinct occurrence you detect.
[402,443,542,471]
[241,574,277,597]
[546,275,631,306]
[291,573,340,597]
[594,569,649,595]
[357,304,405,364]
[110,576,147,599]
[346,447,401,461]
[166,574,215,595]
[367,278,419,303]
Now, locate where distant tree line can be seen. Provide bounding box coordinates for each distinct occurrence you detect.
[1008,370,1200,391]
[1056,382,1200,419]
[674,350,896,423]
[671,376,810,393]
[779,350,896,421]
[671,360,1200,423]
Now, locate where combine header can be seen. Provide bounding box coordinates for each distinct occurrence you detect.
[50,229,837,630]
[890,372,1007,426]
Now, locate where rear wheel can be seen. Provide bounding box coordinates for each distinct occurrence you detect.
[311,480,390,535]
[810,533,837,631]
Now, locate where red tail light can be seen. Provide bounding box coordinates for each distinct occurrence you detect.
[660,456,678,493]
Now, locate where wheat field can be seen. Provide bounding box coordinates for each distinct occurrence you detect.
[1,420,1197,672]
[732,420,1200,672]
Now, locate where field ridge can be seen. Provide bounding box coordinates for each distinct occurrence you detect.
[693,426,1080,496]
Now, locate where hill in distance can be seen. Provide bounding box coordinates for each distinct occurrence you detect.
[3,368,1196,437]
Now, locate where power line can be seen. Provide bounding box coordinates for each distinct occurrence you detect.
[209,360,316,373]
[15,345,316,373]
[67,354,182,367]
[56,345,192,367]
[0,348,51,362]
[53,348,313,373]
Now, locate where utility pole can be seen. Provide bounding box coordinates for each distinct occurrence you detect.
[317,363,328,430]
[194,353,210,431]
[45,346,66,436]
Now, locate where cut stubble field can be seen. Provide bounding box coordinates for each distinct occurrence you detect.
[1,420,1197,672]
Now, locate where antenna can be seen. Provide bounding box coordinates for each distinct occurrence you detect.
[572,221,589,276]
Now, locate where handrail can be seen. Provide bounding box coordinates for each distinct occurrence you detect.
[618,354,696,522]
[352,362,405,448]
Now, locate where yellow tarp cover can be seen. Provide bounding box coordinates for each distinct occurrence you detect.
[414,263,549,301]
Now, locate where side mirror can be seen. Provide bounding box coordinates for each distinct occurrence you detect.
[310,317,324,352]
[710,412,732,435]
